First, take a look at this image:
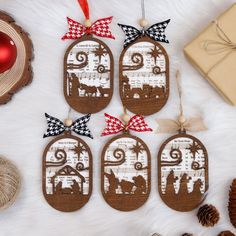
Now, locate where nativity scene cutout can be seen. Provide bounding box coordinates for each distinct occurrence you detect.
[43,137,92,212]
[120,38,169,115]
[64,38,113,113]
[102,135,150,211]
[158,135,208,212]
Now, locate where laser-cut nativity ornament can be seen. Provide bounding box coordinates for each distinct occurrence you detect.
[62,0,114,114]
[118,4,170,115]
[157,71,208,212]
[101,113,152,211]
[42,113,93,212]
[0,11,33,104]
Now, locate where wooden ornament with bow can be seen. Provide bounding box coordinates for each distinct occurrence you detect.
[157,70,209,212]
[156,70,207,134]
[100,109,152,211]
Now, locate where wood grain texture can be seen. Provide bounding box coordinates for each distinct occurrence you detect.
[101,133,151,211]
[158,133,208,212]
[0,11,33,104]
[64,35,114,114]
[42,133,92,212]
[119,36,169,116]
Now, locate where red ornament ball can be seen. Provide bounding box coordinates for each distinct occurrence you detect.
[0,32,17,73]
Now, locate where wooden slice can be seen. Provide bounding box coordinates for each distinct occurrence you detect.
[64,35,114,114]
[101,133,151,211]
[0,11,33,104]
[42,134,92,212]
[158,133,208,212]
[119,36,169,116]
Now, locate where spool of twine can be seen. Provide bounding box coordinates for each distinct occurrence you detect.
[0,156,21,210]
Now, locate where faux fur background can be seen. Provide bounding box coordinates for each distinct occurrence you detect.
[0,0,236,235]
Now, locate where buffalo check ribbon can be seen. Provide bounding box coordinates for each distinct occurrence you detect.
[43,113,93,139]
[101,113,152,136]
[118,19,170,47]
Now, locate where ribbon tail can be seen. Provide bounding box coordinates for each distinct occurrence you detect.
[71,114,93,139]
[146,19,170,44]
[156,119,179,133]
[101,113,125,136]
[61,17,86,40]
[43,113,66,138]
[118,23,140,47]
[128,115,152,132]
[91,17,115,39]
[184,118,207,132]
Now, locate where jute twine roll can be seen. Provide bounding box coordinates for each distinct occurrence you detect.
[0,19,26,96]
[0,156,21,210]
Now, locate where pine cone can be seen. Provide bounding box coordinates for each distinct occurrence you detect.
[229,179,236,228]
[197,204,220,227]
[218,231,235,236]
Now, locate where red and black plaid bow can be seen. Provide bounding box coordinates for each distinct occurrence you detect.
[101,113,152,136]
[62,17,115,40]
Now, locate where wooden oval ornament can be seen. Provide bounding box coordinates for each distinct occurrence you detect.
[119,36,169,115]
[158,133,208,212]
[64,35,114,114]
[42,134,92,212]
[101,133,151,211]
[0,11,33,104]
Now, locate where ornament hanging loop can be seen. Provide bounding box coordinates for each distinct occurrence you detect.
[175,70,186,133]
[139,0,148,28]
[77,0,91,27]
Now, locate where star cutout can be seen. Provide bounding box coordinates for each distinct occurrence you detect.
[187,141,202,158]
[148,46,163,64]
[130,141,145,159]
[70,144,86,161]
[92,44,108,63]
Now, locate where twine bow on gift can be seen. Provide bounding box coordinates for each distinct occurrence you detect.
[62,0,115,40]
[43,113,93,139]
[156,71,207,133]
[101,113,152,136]
[203,20,236,54]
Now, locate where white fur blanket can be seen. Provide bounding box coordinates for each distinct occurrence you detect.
[0,0,236,235]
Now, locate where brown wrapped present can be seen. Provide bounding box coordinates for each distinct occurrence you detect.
[184,3,236,105]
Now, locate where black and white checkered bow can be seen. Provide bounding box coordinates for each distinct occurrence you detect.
[118,19,170,47]
[43,113,93,139]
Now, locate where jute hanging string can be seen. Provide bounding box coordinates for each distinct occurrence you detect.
[156,70,207,133]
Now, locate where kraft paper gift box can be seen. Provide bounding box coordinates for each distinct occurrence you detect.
[184,3,236,105]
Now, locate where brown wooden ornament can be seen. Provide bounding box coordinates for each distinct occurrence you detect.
[229,179,236,228]
[158,133,208,212]
[0,11,33,104]
[64,35,114,114]
[119,36,169,115]
[42,133,92,212]
[101,133,151,211]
